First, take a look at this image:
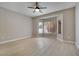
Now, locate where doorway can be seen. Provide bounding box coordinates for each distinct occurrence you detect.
[38,14,63,40]
[38,17,57,38]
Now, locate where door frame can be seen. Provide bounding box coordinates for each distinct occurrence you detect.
[57,14,63,40]
[38,14,63,40]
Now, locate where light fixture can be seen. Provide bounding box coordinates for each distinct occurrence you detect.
[35,9,39,12]
[28,2,47,13]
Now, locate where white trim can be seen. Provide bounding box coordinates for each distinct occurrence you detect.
[57,38,75,44]
[63,40,75,44]
[57,14,64,40]
[76,42,79,49]
[56,38,63,42]
[0,35,31,44]
[40,15,58,20]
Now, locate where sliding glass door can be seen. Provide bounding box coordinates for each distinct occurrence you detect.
[38,17,57,37]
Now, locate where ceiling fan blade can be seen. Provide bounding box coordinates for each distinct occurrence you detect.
[33,9,35,13]
[28,7,35,9]
[39,7,47,9]
[39,9,43,13]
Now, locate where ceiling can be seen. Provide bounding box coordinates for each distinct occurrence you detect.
[0,2,76,17]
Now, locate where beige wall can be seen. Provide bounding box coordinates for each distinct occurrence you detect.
[0,7,32,42]
[63,8,75,41]
[32,7,75,41]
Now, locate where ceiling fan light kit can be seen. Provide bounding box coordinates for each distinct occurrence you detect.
[35,9,40,12]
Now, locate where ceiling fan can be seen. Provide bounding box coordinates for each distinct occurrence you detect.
[27,2,47,13]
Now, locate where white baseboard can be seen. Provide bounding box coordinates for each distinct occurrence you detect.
[63,40,75,44]
[57,39,79,49]
[75,42,79,49]
[0,35,32,44]
[57,38,75,44]
[56,38,63,42]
